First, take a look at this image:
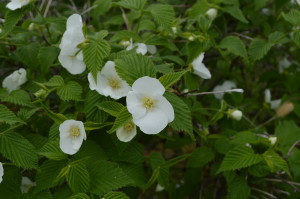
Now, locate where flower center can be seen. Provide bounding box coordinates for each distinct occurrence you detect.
[69,126,80,137]
[108,77,122,89]
[123,122,134,132]
[143,97,155,110]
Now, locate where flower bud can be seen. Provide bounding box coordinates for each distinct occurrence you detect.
[205,8,218,19]
[228,109,243,121]
[34,89,48,98]
[276,102,294,117]
[268,136,277,145]
[172,26,177,34]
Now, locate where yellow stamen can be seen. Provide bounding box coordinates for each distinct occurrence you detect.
[123,122,134,132]
[143,97,155,110]
[70,126,80,137]
[108,77,122,89]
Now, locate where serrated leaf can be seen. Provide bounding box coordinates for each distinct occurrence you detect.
[292,30,300,48]
[69,193,90,199]
[0,89,33,107]
[119,163,146,188]
[162,154,190,168]
[249,38,272,62]
[97,101,125,117]
[224,5,248,24]
[38,46,60,73]
[225,172,250,199]
[110,30,140,42]
[108,107,132,134]
[83,39,111,80]
[217,146,263,173]
[263,150,291,176]
[148,4,175,30]
[84,91,109,123]
[66,162,90,193]
[89,160,133,195]
[115,54,156,85]
[159,70,187,89]
[0,104,23,124]
[17,107,39,120]
[0,8,28,38]
[164,92,194,140]
[103,192,130,199]
[38,141,67,160]
[44,76,64,87]
[40,103,68,124]
[282,9,300,26]
[219,36,247,58]
[117,0,147,10]
[57,81,82,101]
[0,132,38,169]
[187,146,215,168]
[149,152,169,188]
[16,42,41,68]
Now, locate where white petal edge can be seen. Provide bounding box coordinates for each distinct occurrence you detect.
[0,162,3,183]
[126,91,147,119]
[193,62,211,79]
[116,124,137,142]
[155,95,175,122]
[132,76,165,96]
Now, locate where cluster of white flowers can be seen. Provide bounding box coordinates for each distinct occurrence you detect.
[2,68,27,93]
[0,162,3,183]
[6,0,31,10]
[191,52,211,79]
[58,14,86,75]
[126,39,157,55]
[264,89,282,109]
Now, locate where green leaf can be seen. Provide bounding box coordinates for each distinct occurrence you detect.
[0,8,28,38]
[292,30,300,48]
[147,4,175,30]
[224,5,248,23]
[17,42,41,68]
[217,145,263,173]
[158,70,187,89]
[38,46,60,73]
[40,103,68,124]
[83,122,112,131]
[83,39,111,80]
[0,89,33,107]
[164,92,194,140]
[187,146,215,168]
[225,172,250,199]
[149,152,169,188]
[97,101,125,117]
[249,38,272,62]
[69,193,90,199]
[219,36,247,58]
[66,162,90,193]
[89,160,133,195]
[38,141,67,160]
[44,76,64,87]
[108,107,132,134]
[115,54,156,85]
[57,81,83,101]
[110,30,140,42]
[162,154,191,168]
[263,150,291,176]
[103,192,130,199]
[0,104,23,124]
[84,91,109,123]
[117,0,147,10]
[119,163,146,188]
[144,167,160,190]
[0,132,38,169]
[282,9,300,26]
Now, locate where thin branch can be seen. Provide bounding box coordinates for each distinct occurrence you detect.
[286,139,300,158]
[43,0,52,17]
[251,187,277,199]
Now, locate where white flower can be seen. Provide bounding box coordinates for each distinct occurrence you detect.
[88,61,131,99]
[20,177,36,193]
[213,81,237,99]
[58,14,86,75]
[0,162,3,183]
[191,52,211,79]
[264,89,281,109]
[155,184,164,192]
[172,27,177,34]
[116,121,137,142]
[291,0,300,5]
[59,120,86,155]
[6,0,31,10]
[126,38,148,55]
[268,136,277,145]
[278,57,291,74]
[228,109,243,121]
[2,68,27,93]
[206,8,218,19]
[126,76,174,134]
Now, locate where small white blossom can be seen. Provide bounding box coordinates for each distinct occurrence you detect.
[59,120,86,155]
[191,52,211,79]
[58,14,86,75]
[206,8,218,19]
[126,39,148,55]
[155,184,164,192]
[88,61,131,99]
[269,136,277,145]
[126,76,174,134]
[6,0,31,10]
[278,57,291,74]
[116,121,137,142]
[228,109,243,121]
[2,68,27,93]
[264,89,282,109]
[20,177,36,193]
[0,162,3,183]
[172,27,177,34]
[213,81,237,99]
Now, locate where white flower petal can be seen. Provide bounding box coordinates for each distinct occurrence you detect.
[192,52,205,65]
[126,91,147,119]
[116,123,137,142]
[101,61,118,77]
[0,162,3,183]
[88,72,103,94]
[270,99,282,110]
[147,45,157,55]
[2,68,27,93]
[193,62,211,79]
[59,120,86,155]
[6,0,30,10]
[213,81,237,99]
[206,8,218,19]
[136,43,147,55]
[230,110,243,121]
[264,89,271,103]
[58,51,86,75]
[155,95,174,122]
[134,109,169,134]
[66,14,83,31]
[132,76,165,96]
[21,177,35,193]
